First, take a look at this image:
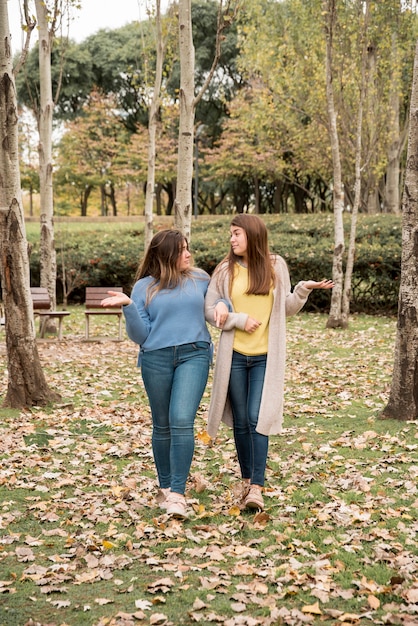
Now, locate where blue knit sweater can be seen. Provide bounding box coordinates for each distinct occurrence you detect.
[122,269,211,357]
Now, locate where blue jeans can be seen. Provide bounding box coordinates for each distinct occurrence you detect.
[228,351,268,486]
[141,342,210,495]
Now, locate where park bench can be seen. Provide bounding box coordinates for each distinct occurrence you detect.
[31,287,71,340]
[84,287,124,341]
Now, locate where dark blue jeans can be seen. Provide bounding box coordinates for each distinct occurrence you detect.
[141,342,210,495]
[228,350,268,486]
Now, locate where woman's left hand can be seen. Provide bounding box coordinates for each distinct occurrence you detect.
[304,279,335,290]
[101,291,132,307]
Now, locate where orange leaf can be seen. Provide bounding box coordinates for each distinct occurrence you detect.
[197,430,212,445]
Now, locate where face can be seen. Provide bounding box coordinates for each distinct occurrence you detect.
[230,225,248,259]
[177,240,191,271]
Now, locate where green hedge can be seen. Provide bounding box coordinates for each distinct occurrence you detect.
[26,214,401,313]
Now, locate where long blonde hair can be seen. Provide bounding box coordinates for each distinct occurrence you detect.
[135,229,192,302]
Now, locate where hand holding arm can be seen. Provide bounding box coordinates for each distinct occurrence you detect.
[101,290,132,307]
[214,301,229,328]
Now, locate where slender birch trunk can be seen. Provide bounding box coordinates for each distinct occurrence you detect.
[174,0,195,240]
[174,0,237,240]
[323,0,345,329]
[381,40,418,422]
[342,0,369,326]
[35,0,57,310]
[0,0,60,408]
[144,0,164,250]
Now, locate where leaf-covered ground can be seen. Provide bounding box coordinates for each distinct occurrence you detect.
[0,311,417,626]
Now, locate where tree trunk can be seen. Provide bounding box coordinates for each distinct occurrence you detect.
[0,0,60,408]
[385,35,401,215]
[80,185,92,216]
[109,183,117,216]
[174,0,195,240]
[156,183,162,216]
[381,40,418,422]
[35,0,57,311]
[253,175,260,214]
[174,0,234,239]
[144,0,164,250]
[342,0,369,327]
[100,184,107,215]
[324,0,345,329]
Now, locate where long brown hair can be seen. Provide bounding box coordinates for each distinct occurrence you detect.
[221,214,275,295]
[135,229,191,301]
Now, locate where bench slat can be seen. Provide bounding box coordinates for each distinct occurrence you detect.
[31,287,51,310]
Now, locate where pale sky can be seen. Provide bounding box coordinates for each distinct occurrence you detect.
[7,0,170,50]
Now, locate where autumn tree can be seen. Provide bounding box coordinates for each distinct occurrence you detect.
[0,0,60,408]
[56,91,131,216]
[381,40,418,422]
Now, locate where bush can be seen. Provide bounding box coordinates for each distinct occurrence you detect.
[26,214,401,313]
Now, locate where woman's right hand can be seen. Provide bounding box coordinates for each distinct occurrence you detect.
[101,291,132,307]
[244,316,261,333]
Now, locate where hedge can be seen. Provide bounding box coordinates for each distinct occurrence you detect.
[25,214,401,314]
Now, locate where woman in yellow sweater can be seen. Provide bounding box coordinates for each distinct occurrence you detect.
[205,214,333,511]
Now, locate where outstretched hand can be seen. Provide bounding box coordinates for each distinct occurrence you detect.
[101,290,132,307]
[304,279,334,290]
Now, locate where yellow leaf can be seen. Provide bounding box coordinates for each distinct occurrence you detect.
[102,540,114,550]
[227,505,241,517]
[302,601,322,615]
[197,430,212,445]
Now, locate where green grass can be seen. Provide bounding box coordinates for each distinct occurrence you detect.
[0,311,417,625]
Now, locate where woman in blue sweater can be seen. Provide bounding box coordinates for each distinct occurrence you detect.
[101,230,211,519]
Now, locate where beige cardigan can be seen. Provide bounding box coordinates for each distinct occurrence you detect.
[204,255,312,437]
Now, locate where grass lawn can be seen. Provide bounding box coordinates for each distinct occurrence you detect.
[0,309,417,626]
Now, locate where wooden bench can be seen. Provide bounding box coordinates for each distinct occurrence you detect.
[84,287,124,341]
[31,287,70,340]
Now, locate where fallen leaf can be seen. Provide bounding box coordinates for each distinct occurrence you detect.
[302,601,322,615]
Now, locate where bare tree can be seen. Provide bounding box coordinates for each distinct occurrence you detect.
[0,0,60,408]
[381,40,418,422]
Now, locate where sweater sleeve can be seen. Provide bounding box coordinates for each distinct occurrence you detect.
[275,256,312,316]
[122,301,150,345]
[205,269,248,331]
[122,280,151,345]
